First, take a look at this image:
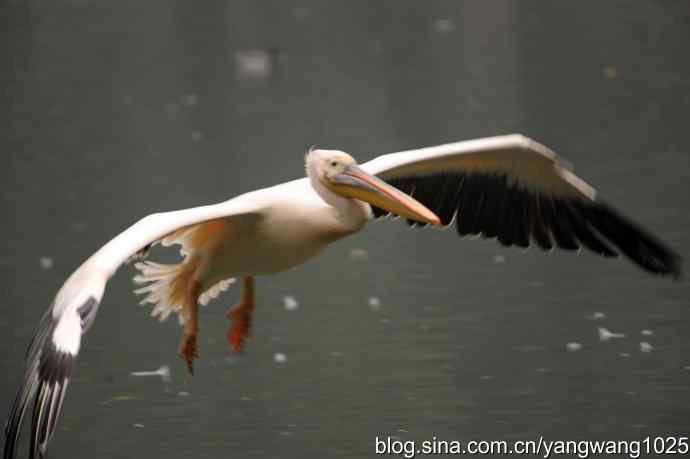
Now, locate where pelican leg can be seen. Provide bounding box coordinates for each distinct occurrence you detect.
[179,281,202,375]
[226,276,255,353]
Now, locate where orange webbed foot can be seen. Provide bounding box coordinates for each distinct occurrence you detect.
[179,333,199,375]
[226,305,253,353]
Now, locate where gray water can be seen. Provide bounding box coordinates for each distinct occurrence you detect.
[1,2,689,458]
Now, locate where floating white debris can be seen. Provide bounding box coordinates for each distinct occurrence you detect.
[683,366,690,371]
[598,327,626,342]
[191,130,204,142]
[181,93,198,107]
[536,367,550,373]
[133,423,144,428]
[586,312,606,320]
[369,40,384,56]
[131,365,171,383]
[39,257,54,270]
[619,352,631,358]
[240,395,253,401]
[640,329,654,336]
[492,254,505,264]
[328,351,343,358]
[235,49,273,80]
[165,102,179,116]
[434,18,455,33]
[368,296,381,311]
[348,248,369,261]
[293,6,308,19]
[566,342,582,352]
[639,342,653,353]
[283,295,299,311]
[72,221,87,232]
[480,375,494,380]
[273,352,287,363]
[177,391,190,397]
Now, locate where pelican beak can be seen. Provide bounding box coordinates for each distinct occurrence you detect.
[327,164,441,225]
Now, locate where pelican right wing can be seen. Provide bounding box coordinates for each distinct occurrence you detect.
[361,135,681,278]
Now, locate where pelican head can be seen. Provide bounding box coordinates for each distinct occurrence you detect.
[306,148,441,225]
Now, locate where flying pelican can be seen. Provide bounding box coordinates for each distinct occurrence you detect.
[3,134,681,458]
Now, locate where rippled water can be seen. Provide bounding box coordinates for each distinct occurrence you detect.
[1,2,689,458]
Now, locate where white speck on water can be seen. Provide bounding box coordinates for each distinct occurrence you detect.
[283,295,299,311]
[639,342,653,353]
[598,327,626,342]
[274,352,287,363]
[480,375,494,380]
[131,365,171,383]
[566,342,582,352]
[191,130,204,142]
[492,254,505,264]
[397,428,408,433]
[235,49,273,80]
[181,93,198,107]
[625,391,637,396]
[379,318,390,324]
[293,6,308,19]
[165,102,179,116]
[240,396,253,401]
[348,248,369,261]
[536,368,550,373]
[39,257,54,270]
[72,221,87,232]
[368,296,381,311]
[586,312,606,320]
[329,351,343,358]
[133,423,144,428]
[683,366,690,371]
[279,431,293,437]
[434,18,455,33]
[640,329,654,336]
[369,40,384,56]
[619,352,631,358]
[177,391,190,397]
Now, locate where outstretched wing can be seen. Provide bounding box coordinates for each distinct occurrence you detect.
[3,194,263,459]
[361,134,681,278]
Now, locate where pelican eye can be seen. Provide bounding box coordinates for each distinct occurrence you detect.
[330,161,338,167]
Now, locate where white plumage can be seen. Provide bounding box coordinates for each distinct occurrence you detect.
[4,135,681,459]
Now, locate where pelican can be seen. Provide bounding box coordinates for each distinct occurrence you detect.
[3,134,681,458]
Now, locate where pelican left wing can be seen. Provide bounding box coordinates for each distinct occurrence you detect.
[361,134,681,278]
[3,196,263,459]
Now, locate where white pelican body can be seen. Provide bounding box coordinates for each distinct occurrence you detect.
[4,135,681,459]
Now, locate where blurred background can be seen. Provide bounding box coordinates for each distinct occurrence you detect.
[1,1,689,457]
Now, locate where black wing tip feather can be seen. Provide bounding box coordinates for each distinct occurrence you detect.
[373,171,682,280]
[4,310,78,459]
[589,201,683,280]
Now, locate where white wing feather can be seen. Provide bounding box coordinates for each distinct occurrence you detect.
[4,192,265,459]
